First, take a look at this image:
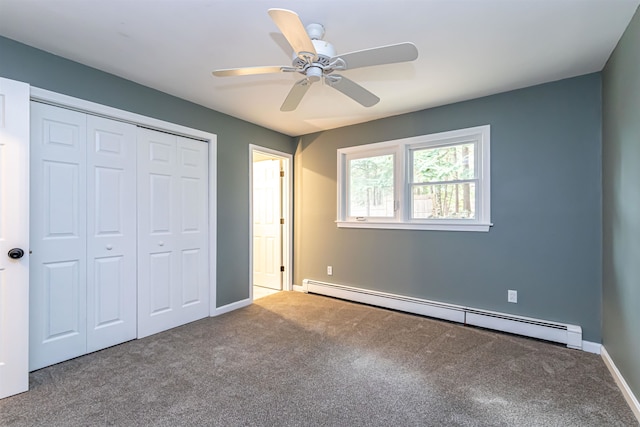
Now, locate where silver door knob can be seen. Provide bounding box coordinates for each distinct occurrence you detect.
[106,245,113,250]
[158,241,164,246]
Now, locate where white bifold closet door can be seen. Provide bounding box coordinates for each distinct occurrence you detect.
[29,103,137,371]
[86,115,137,352]
[137,128,209,339]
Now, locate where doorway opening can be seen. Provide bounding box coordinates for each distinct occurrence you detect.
[250,146,292,301]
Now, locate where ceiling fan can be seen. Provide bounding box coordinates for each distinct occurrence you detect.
[212,8,419,112]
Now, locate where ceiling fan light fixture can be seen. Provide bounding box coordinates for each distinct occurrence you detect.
[306,66,323,82]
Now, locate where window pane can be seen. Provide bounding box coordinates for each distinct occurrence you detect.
[412,183,476,219]
[349,154,394,217]
[412,143,475,183]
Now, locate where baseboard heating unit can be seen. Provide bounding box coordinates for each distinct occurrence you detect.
[302,279,583,350]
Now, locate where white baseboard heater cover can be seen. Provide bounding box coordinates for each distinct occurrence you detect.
[302,279,582,350]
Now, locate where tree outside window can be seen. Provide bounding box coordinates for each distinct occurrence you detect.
[348,154,394,218]
[411,143,476,219]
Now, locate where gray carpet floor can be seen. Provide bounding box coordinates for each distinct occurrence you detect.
[0,291,636,426]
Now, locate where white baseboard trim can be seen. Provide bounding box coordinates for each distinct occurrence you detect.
[293,284,306,293]
[302,279,585,351]
[212,298,251,316]
[601,346,640,422]
[581,341,602,355]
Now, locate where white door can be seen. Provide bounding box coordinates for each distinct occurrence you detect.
[30,105,139,370]
[253,159,282,290]
[137,128,209,338]
[0,78,30,399]
[86,115,137,352]
[29,102,87,371]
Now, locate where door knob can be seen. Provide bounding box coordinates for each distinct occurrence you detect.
[8,248,25,259]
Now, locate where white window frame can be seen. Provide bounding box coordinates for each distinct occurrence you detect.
[341,144,401,222]
[337,125,491,232]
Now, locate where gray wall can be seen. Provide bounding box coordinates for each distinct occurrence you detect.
[0,36,295,307]
[602,6,640,402]
[295,74,603,342]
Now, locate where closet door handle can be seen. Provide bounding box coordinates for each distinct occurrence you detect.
[158,241,164,246]
[106,245,113,250]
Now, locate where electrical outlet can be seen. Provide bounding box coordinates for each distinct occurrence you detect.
[327,266,333,276]
[508,290,518,303]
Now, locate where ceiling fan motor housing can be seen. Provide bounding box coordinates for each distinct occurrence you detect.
[292,38,336,72]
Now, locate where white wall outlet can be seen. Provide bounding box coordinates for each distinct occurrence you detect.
[508,290,518,303]
[327,266,333,276]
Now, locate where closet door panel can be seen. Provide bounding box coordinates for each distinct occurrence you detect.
[138,129,179,337]
[149,173,172,232]
[30,102,87,371]
[86,115,137,352]
[137,129,208,338]
[149,251,172,314]
[93,256,124,322]
[176,137,209,321]
[43,261,82,339]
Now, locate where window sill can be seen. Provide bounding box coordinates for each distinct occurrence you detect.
[336,220,492,232]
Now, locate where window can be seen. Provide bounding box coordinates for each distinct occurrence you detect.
[410,142,476,220]
[345,148,397,220]
[337,125,491,232]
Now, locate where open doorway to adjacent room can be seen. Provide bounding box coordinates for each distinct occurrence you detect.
[250,145,292,301]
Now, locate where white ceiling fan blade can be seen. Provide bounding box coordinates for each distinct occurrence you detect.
[326,75,380,107]
[332,42,418,71]
[281,78,313,111]
[268,8,317,60]
[212,66,295,77]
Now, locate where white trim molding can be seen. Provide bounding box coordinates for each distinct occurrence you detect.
[336,220,492,232]
[581,341,602,355]
[213,298,252,316]
[30,87,216,142]
[601,346,640,422]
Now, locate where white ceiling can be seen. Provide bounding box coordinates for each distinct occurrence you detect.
[1,0,638,137]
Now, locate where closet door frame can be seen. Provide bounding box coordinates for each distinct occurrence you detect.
[30,87,218,316]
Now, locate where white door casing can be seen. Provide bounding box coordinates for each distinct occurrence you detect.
[137,128,209,338]
[29,102,88,371]
[253,159,282,290]
[0,78,30,399]
[86,115,137,352]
